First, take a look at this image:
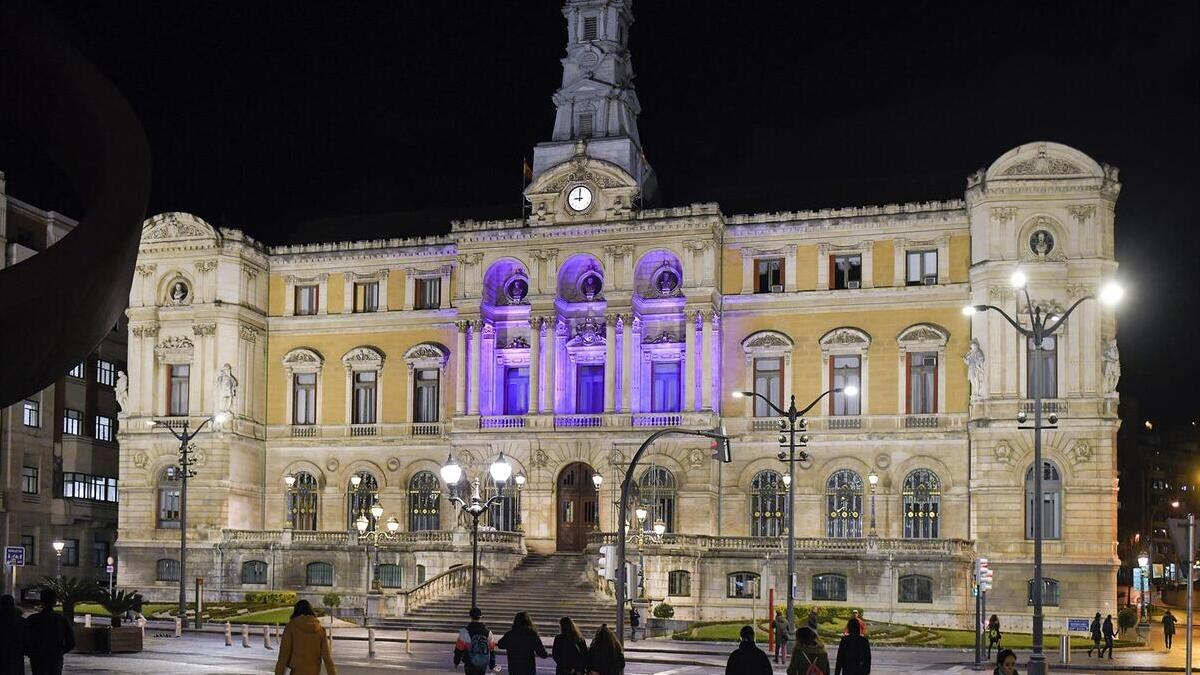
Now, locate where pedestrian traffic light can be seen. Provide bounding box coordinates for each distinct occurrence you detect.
[598,545,616,580]
[975,558,993,592]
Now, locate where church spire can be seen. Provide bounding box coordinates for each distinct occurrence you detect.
[531,0,658,203]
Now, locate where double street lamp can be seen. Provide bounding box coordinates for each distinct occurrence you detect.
[731,386,856,638]
[356,507,400,596]
[439,453,514,612]
[625,507,666,601]
[52,540,64,578]
[963,271,1122,675]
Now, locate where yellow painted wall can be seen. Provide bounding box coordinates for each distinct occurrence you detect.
[795,245,818,291]
[721,249,742,295]
[268,275,286,317]
[326,275,345,314]
[873,240,894,287]
[949,234,971,283]
[388,270,404,310]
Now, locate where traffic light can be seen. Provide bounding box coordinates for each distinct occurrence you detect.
[975,558,993,592]
[711,425,732,463]
[598,545,616,580]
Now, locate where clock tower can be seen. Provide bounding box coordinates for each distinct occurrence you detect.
[530,0,658,204]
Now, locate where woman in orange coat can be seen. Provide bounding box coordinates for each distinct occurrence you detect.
[275,600,338,675]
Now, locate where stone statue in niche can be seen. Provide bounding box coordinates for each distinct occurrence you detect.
[505,277,528,304]
[655,268,679,296]
[964,339,986,399]
[169,280,189,304]
[580,273,602,301]
[1030,230,1055,258]
[216,363,238,414]
[115,371,129,411]
[1102,339,1121,393]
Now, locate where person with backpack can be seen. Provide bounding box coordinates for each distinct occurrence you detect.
[498,612,549,675]
[787,626,830,675]
[1086,613,1102,657]
[986,615,1001,659]
[584,625,624,675]
[551,616,588,675]
[725,625,772,675]
[807,609,820,632]
[1101,614,1116,659]
[1163,609,1178,649]
[773,609,790,663]
[628,606,641,642]
[833,617,870,675]
[454,607,496,675]
[274,600,337,675]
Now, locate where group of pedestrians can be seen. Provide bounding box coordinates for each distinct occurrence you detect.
[453,608,625,675]
[720,610,871,675]
[0,590,76,675]
[1085,612,1117,659]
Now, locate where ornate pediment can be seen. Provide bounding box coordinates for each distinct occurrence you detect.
[741,330,793,352]
[499,336,530,350]
[404,342,449,368]
[1000,150,1085,177]
[819,327,871,349]
[566,317,606,348]
[644,331,678,345]
[142,212,218,243]
[282,348,324,370]
[897,323,949,346]
[342,346,385,370]
[154,335,194,361]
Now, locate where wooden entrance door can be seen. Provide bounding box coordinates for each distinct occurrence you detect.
[556,462,599,552]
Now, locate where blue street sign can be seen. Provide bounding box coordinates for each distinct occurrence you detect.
[1067,618,1090,632]
[5,546,24,567]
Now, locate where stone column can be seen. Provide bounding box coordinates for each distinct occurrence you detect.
[604,314,617,413]
[684,310,697,411]
[544,319,558,414]
[403,269,415,310]
[701,311,715,411]
[528,317,541,414]
[620,314,633,412]
[468,321,481,415]
[454,321,468,415]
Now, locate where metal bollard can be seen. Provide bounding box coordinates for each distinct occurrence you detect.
[242,624,250,648]
[406,628,412,654]
[174,617,182,638]
[138,617,147,642]
[84,614,91,628]
[224,622,232,646]
[263,625,273,650]
[1060,634,1071,663]
[368,628,376,658]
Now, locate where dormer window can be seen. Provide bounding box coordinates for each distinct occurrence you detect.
[582,16,598,42]
[577,113,595,138]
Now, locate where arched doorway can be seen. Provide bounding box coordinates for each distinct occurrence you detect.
[556,462,599,552]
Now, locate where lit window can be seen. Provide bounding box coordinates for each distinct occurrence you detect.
[68,362,85,379]
[906,250,938,286]
[96,359,116,387]
[650,362,681,413]
[409,471,441,531]
[831,255,862,290]
[158,467,182,528]
[907,353,937,414]
[352,371,377,424]
[902,469,941,539]
[414,278,441,310]
[354,282,379,313]
[62,472,119,503]
[295,285,319,316]
[292,373,317,425]
[899,575,933,603]
[668,570,691,597]
[168,364,190,416]
[755,258,784,293]
[62,409,82,436]
[413,369,440,423]
[22,400,39,428]
[62,539,79,567]
[812,573,848,601]
[1025,461,1062,540]
[727,572,760,598]
[21,466,38,495]
[752,358,782,417]
[95,415,115,442]
[831,356,861,415]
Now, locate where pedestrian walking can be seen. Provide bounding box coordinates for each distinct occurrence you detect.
[773,609,790,663]
[993,648,1018,675]
[0,595,27,675]
[1086,612,1102,657]
[628,606,641,642]
[787,626,830,675]
[584,625,624,675]
[1163,609,1177,650]
[986,615,1001,659]
[807,608,820,632]
[833,618,870,675]
[726,625,772,675]
[23,588,74,675]
[841,610,867,636]
[498,612,549,675]
[1101,614,1116,659]
[273,600,337,675]
[551,616,588,675]
[454,607,496,675]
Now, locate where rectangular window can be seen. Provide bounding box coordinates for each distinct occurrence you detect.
[96,359,116,387]
[907,353,937,414]
[95,415,115,442]
[727,572,760,599]
[898,575,933,603]
[61,472,119,503]
[68,362,85,379]
[21,535,35,565]
[812,573,848,601]
[581,15,598,41]
[62,409,82,435]
[576,365,604,414]
[754,258,784,293]
[752,357,782,417]
[168,364,190,416]
[668,570,691,597]
[22,400,40,427]
[831,254,862,290]
[293,373,317,425]
[352,371,377,424]
[63,539,79,567]
[294,285,319,315]
[1027,336,1058,398]
[577,112,594,138]
[93,541,110,568]
[504,367,530,416]
[414,277,441,310]
[906,250,938,286]
[650,361,681,413]
[413,369,440,423]
[354,282,379,313]
[831,356,861,415]
[21,466,38,495]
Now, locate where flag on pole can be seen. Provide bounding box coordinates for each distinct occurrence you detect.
[522,158,533,185]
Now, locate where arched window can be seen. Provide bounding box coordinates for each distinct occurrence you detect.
[668,570,691,597]
[377,564,402,588]
[306,562,334,587]
[1025,462,1063,540]
[484,476,519,532]
[287,471,319,531]
[638,467,677,533]
[347,472,380,531]
[825,470,863,538]
[156,558,180,582]
[812,573,847,601]
[902,469,941,539]
[408,471,441,531]
[241,560,268,584]
[727,571,760,599]
[750,470,785,537]
[898,574,933,603]
[158,467,182,529]
[1027,578,1061,606]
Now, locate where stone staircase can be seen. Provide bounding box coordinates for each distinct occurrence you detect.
[374,553,618,635]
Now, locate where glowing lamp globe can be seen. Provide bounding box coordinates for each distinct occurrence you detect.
[283,474,296,488]
[440,454,463,486]
[370,502,384,519]
[490,452,513,483]
[1011,270,1027,288]
[591,473,603,489]
[635,507,649,521]
[386,516,400,533]
[653,520,667,536]
[843,385,859,398]
[355,514,369,533]
[1099,282,1125,306]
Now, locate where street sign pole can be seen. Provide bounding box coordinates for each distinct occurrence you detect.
[1187,513,1194,675]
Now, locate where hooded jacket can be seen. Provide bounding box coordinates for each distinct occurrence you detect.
[274,615,337,675]
[787,641,831,675]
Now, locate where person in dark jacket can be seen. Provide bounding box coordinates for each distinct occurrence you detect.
[454,607,496,675]
[833,618,870,675]
[726,625,772,675]
[986,615,1001,659]
[773,610,790,663]
[807,609,820,632]
[23,588,75,675]
[498,612,549,675]
[0,595,27,675]
[787,627,830,675]
[1164,610,1178,649]
[628,606,641,642]
[1101,614,1116,659]
[1086,613,1102,657]
[585,625,624,675]
[551,616,588,675]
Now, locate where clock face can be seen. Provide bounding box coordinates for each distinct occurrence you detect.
[567,185,593,212]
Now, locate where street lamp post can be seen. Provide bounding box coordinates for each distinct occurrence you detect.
[731,387,856,638]
[150,411,230,628]
[357,508,400,614]
[867,471,879,537]
[1138,552,1150,622]
[106,556,114,594]
[52,540,64,578]
[439,453,513,611]
[964,274,1123,675]
[513,473,527,532]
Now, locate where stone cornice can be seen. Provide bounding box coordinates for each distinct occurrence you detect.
[270,241,456,266]
[721,283,970,313]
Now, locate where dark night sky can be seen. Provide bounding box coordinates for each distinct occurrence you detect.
[3,1,1197,422]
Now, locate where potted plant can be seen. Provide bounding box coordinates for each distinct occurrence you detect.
[37,575,99,625]
[98,588,144,653]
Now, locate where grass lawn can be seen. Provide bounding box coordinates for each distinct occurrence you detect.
[70,603,175,618]
[681,623,770,642]
[67,602,315,626]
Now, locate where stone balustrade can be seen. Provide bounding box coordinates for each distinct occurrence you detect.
[222,528,522,552]
[586,531,975,558]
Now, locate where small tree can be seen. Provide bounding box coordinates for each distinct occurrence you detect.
[322,593,341,627]
[98,589,141,628]
[1118,606,1139,632]
[37,576,100,625]
[652,603,675,619]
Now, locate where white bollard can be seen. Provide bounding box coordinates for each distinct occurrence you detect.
[174,617,182,638]
[242,624,250,648]
[224,622,232,647]
[84,614,91,628]
[368,628,376,658]
[138,617,147,642]
[263,625,273,650]
[327,625,334,653]
[406,628,412,655]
